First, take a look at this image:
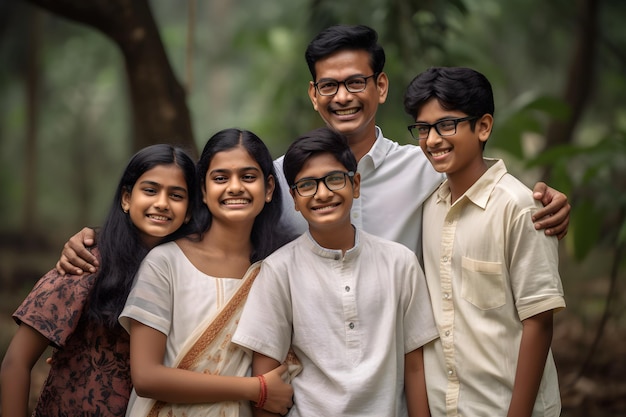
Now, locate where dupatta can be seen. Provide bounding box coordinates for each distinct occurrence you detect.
[131,262,261,417]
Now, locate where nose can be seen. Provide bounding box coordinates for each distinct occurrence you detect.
[333,83,354,102]
[314,179,334,199]
[154,191,170,210]
[227,177,244,194]
[424,127,443,147]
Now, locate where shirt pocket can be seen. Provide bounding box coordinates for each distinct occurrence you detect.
[461,256,505,310]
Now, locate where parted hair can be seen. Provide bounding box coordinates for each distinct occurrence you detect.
[88,144,200,328]
[195,128,294,262]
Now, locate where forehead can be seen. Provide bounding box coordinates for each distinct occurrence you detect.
[314,49,373,80]
[296,152,347,179]
[208,146,261,172]
[416,98,465,122]
[134,164,187,188]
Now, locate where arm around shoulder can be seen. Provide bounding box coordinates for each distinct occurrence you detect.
[55,227,99,275]
[531,182,570,240]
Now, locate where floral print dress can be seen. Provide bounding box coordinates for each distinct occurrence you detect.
[13,262,131,417]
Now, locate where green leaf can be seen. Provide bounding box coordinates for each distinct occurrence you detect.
[571,201,602,260]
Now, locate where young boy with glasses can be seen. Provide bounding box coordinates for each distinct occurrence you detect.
[232,126,438,417]
[404,66,565,417]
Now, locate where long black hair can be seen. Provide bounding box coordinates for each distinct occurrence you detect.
[195,128,293,262]
[87,144,200,328]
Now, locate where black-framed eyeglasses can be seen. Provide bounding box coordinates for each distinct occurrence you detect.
[407,116,478,140]
[291,171,355,197]
[314,74,378,96]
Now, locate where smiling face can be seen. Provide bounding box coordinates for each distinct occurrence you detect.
[202,145,274,228]
[308,49,388,153]
[121,164,190,248]
[417,98,492,195]
[291,152,360,244]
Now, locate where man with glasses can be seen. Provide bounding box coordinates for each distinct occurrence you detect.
[273,24,571,262]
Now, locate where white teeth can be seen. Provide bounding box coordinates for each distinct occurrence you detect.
[313,204,338,212]
[335,109,358,115]
[431,150,450,157]
[149,215,169,221]
[223,199,249,205]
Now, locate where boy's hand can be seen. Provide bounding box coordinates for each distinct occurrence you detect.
[531,182,570,240]
[55,227,99,275]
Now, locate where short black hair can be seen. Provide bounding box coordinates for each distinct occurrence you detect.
[404,67,495,123]
[305,24,385,81]
[283,127,357,187]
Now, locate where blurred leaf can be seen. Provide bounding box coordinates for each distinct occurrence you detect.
[618,219,626,247]
[571,200,602,260]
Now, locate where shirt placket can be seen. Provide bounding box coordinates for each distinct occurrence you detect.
[337,257,360,364]
[441,206,460,416]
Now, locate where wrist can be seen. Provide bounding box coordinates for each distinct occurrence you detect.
[254,374,267,409]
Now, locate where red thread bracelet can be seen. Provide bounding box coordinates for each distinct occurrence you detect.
[254,374,267,409]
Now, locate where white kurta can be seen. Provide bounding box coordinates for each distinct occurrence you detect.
[233,229,438,417]
[119,241,254,417]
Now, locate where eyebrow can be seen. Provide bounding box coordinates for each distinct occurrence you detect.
[317,74,367,81]
[139,180,188,193]
[209,166,262,175]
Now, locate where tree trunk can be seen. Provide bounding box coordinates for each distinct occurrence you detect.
[23,0,198,157]
[542,0,599,180]
[23,7,41,234]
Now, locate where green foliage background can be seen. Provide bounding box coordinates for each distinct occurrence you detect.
[0,0,625,413]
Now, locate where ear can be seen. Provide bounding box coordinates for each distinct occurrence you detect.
[290,188,302,213]
[308,81,319,112]
[477,113,494,144]
[351,172,361,199]
[265,175,276,203]
[376,72,389,105]
[121,189,131,213]
[201,183,207,206]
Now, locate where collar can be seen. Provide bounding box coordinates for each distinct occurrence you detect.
[359,126,390,171]
[436,158,507,209]
[302,227,362,261]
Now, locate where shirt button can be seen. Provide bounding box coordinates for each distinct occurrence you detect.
[349,322,355,329]
[345,286,350,292]
[442,256,449,262]
[445,330,450,337]
[443,293,450,300]
[334,254,340,260]
[447,369,454,376]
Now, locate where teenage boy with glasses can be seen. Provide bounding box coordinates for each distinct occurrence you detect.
[404,66,565,417]
[233,126,438,417]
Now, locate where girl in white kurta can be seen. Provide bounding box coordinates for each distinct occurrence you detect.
[119,129,298,417]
